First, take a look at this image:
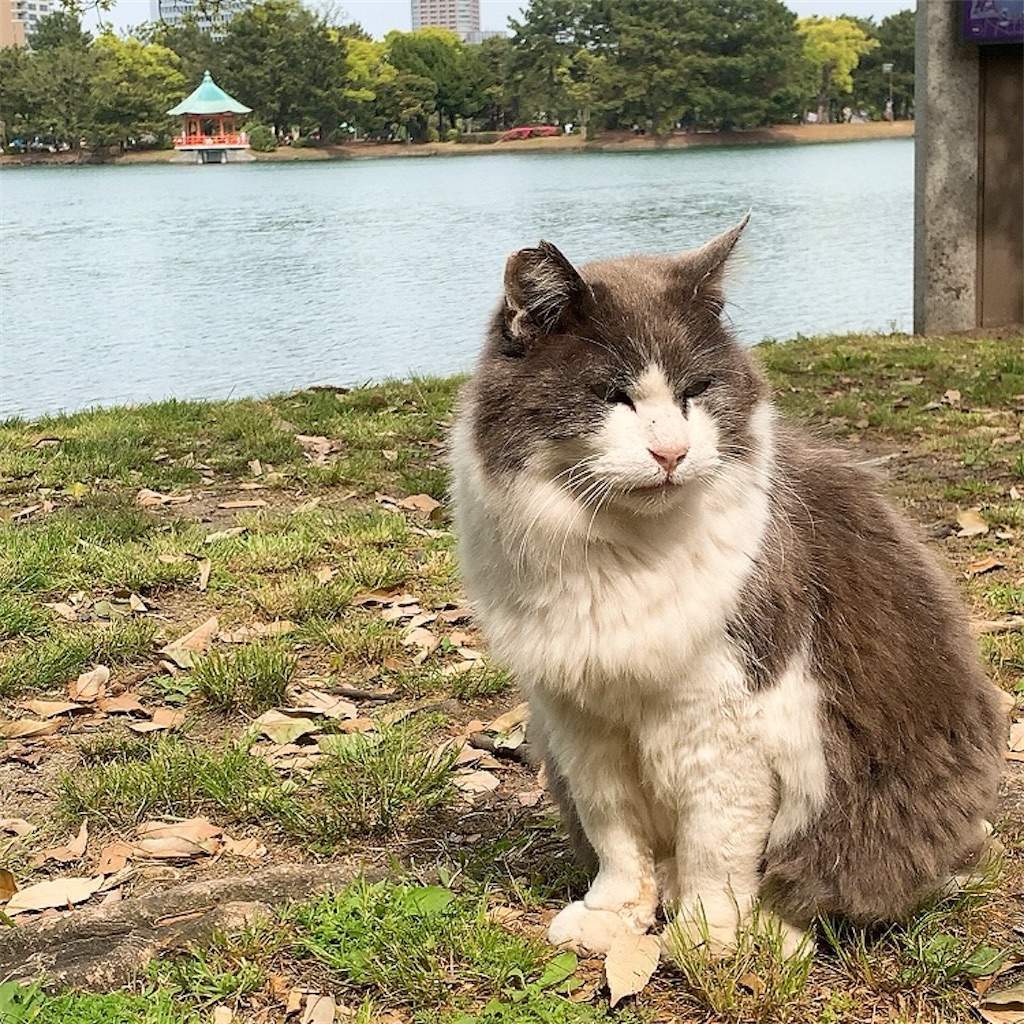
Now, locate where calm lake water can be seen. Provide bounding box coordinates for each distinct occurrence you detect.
[0,138,912,419]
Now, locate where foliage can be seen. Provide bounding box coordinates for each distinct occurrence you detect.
[797,15,880,122]
[1,2,911,154]
[245,121,276,151]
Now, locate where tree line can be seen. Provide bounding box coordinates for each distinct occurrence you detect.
[0,0,914,153]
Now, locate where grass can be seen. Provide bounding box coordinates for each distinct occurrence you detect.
[0,617,155,699]
[1,332,1022,1024]
[191,641,296,713]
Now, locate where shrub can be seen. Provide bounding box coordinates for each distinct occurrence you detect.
[457,131,503,145]
[246,124,276,152]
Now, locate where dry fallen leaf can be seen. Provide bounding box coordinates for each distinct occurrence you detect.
[1010,722,1024,753]
[127,708,185,733]
[967,556,1005,577]
[132,818,223,858]
[5,875,104,914]
[0,718,61,739]
[402,626,439,664]
[96,841,134,875]
[295,434,338,466]
[218,499,268,510]
[0,818,33,837]
[957,510,990,538]
[160,616,219,668]
[289,689,358,721]
[605,932,661,1007]
[398,493,442,515]
[204,526,247,544]
[32,821,88,866]
[301,993,336,1024]
[453,769,500,796]
[197,558,212,592]
[942,388,962,407]
[19,699,83,719]
[213,1007,234,1024]
[253,709,320,745]
[979,979,1024,1023]
[223,836,268,860]
[0,868,18,902]
[69,664,110,702]
[487,702,530,734]
[97,693,147,715]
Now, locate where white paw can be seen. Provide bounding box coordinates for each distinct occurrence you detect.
[664,890,750,955]
[547,900,640,954]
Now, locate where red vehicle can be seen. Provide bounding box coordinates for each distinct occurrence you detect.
[500,124,560,141]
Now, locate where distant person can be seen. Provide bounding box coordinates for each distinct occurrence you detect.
[884,99,895,122]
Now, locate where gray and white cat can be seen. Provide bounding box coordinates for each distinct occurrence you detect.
[450,219,1004,956]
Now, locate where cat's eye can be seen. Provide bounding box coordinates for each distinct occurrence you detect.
[683,378,712,400]
[606,387,634,409]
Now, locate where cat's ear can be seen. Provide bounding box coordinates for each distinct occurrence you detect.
[678,213,749,310]
[502,241,587,348]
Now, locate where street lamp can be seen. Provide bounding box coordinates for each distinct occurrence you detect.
[882,61,894,120]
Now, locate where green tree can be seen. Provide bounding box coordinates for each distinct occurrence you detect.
[797,15,879,123]
[28,9,93,50]
[850,9,914,119]
[149,17,224,88]
[22,39,97,148]
[0,47,33,147]
[90,34,185,148]
[385,28,473,132]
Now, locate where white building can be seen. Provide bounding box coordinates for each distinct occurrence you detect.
[13,0,53,38]
[410,0,479,39]
[149,0,250,33]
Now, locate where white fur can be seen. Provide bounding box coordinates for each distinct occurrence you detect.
[452,368,829,953]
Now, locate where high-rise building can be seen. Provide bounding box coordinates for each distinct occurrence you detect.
[7,0,52,42]
[410,0,480,39]
[0,0,26,47]
[149,0,250,34]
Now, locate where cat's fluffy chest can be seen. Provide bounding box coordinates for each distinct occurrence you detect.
[476,480,771,709]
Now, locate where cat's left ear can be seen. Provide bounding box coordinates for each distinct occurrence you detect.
[679,213,750,308]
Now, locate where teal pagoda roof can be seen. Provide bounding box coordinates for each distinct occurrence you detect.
[167,71,252,116]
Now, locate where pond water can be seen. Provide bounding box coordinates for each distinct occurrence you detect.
[0,138,912,419]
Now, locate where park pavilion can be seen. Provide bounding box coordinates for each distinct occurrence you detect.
[168,71,252,163]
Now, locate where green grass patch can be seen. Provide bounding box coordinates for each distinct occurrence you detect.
[57,735,276,828]
[0,618,155,699]
[192,642,296,713]
[0,593,49,641]
[0,983,198,1024]
[302,613,402,666]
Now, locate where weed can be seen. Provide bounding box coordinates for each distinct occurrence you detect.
[0,593,49,641]
[58,736,276,827]
[664,904,814,1022]
[0,618,155,698]
[303,614,402,666]
[192,642,296,713]
[255,574,358,622]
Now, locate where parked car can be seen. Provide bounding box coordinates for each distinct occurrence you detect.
[500,125,560,141]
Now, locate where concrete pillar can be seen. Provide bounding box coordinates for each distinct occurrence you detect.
[913,0,980,334]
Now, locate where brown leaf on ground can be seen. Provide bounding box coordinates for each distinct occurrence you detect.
[453,769,500,796]
[966,556,1004,577]
[127,708,185,733]
[605,932,661,1007]
[957,509,990,538]
[381,448,399,462]
[5,875,104,914]
[160,617,219,668]
[301,993,336,1024]
[197,558,212,592]
[402,626,439,664]
[204,526,247,544]
[136,489,192,508]
[96,842,134,875]
[132,818,223,859]
[32,821,88,867]
[19,699,84,719]
[942,388,962,407]
[0,818,33,837]
[69,665,110,702]
[220,620,296,643]
[487,702,530,734]
[0,869,17,902]
[294,434,339,466]
[289,689,358,720]
[253,709,320,745]
[0,718,61,739]
[97,693,147,715]
[213,1007,233,1024]
[44,601,78,621]
[437,606,473,624]
[313,565,336,584]
[1009,722,1024,753]
[979,979,1024,1023]
[397,493,442,515]
[218,499,268,510]
[223,836,268,861]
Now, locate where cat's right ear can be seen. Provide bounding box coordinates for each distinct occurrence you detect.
[501,241,587,353]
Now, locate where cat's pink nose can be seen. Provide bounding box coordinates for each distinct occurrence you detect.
[648,444,689,473]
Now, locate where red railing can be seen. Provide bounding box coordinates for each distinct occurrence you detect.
[174,132,249,148]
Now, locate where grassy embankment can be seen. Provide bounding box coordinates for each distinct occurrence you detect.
[0,330,1021,1024]
[0,120,914,168]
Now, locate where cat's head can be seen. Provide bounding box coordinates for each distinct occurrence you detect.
[466,218,768,514]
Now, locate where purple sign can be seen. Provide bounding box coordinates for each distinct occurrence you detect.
[961,0,1024,43]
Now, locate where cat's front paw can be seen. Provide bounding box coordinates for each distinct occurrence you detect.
[548,900,642,954]
[664,890,750,955]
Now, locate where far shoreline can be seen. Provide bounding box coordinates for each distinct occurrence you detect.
[0,120,913,169]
